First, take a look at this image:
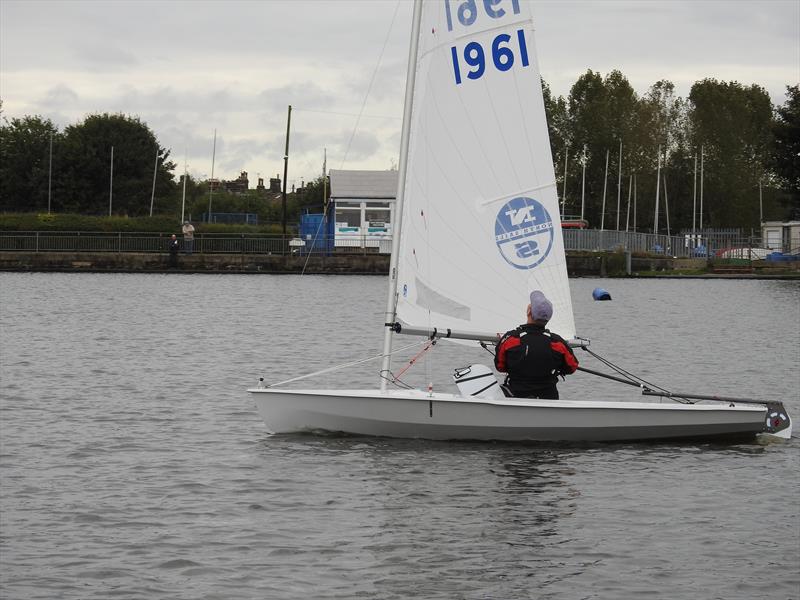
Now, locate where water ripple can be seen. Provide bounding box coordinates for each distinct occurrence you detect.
[1,273,798,600]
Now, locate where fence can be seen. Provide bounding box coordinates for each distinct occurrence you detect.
[0,230,772,258]
[0,232,390,255]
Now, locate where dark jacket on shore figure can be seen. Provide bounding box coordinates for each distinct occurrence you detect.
[168,234,179,267]
[495,291,578,399]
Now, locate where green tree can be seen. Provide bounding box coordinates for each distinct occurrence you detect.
[56,113,176,215]
[772,85,800,219]
[542,79,570,211]
[0,115,59,212]
[688,79,773,228]
[563,70,638,228]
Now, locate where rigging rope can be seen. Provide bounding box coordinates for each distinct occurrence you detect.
[380,337,440,390]
[339,0,402,169]
[263,339,429,388]
[482,339,694,405]
[580,347,693,404]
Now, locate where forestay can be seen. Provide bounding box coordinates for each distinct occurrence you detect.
[393,0,575,342]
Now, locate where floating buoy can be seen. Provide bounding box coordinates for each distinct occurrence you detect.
[592,288,612,301]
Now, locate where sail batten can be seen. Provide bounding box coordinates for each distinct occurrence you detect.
[395,0,576,343]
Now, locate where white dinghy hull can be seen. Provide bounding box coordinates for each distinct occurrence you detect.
[248,388,789,442]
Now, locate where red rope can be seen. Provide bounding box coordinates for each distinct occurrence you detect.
[393,340,435,380]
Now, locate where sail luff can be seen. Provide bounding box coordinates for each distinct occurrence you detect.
[379,0,424,391]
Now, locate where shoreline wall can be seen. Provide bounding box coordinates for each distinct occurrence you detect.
[0,251,718,276]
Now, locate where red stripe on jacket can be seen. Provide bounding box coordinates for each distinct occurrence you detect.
[551,341,579,373]
[495,335,521,372]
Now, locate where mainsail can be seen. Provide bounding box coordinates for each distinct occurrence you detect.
[393,0,575,341]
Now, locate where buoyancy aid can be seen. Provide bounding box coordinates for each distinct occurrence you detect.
[495,324,578,391]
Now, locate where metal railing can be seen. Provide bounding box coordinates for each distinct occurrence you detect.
[0,232,392,255]
[0,230,778,258]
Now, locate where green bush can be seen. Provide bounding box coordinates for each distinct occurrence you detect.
[0,212,292,234]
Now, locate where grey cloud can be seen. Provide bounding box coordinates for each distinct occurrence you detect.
[74,45,138,70]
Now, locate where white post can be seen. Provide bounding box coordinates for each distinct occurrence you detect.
[633,173,637,232]
[323,148,328,239]
[180,152,187,224]
[580,144,586,221]
[625,174,632,232]
[699,145,704,230]
[108,146,114,216]
[600,149,609,230]
[663,174,671,237]
[616,139,622,230]
[561,143,569,219]
[759,179,763,223]
[208,129,216,223]
[692,152,697,239]
[149,147,158,217]
[653,145,661,234]
[379,0,423,392]
[47,132,53,214]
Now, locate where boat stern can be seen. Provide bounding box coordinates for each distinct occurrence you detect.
[763,402,792,439]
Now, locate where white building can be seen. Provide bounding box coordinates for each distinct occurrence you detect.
[329,169,398,252]
[761,220,800,253]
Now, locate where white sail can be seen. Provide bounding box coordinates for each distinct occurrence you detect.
[394,0,575,341]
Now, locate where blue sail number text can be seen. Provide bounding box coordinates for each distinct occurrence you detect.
[444,0,521,31]
[451,29,529,85]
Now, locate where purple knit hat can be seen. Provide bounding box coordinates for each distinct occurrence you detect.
[529,290,553,323]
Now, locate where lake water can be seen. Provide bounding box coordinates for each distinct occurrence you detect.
[1,273,798,599]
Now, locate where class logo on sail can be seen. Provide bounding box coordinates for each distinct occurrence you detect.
[494,197,554,270]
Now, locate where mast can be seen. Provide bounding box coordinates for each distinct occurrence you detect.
[180,151,187,223]
[699,145,704,230]
[663,174,670,237]
[379,0,423,392]
[149,147,158,217]
[108,146,114,216]
[600,149,609,230]
[580,144,586,221]
[615,139,622,230]
[625,174,632,232]
[653,145,661,234]
[692,152,697,239]
[47,132,53,214]
[561,143,568,220]
[208,129,216,224]
[281,106,292,237]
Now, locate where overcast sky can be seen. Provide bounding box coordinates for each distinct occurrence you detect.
[2,0,798,188]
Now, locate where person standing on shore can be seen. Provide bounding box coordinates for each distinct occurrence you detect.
[168,234,179,267]
[182,221,195,255]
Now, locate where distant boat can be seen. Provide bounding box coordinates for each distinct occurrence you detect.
[248,0,791,442]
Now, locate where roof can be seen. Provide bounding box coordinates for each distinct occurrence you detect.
[329,169,398,200]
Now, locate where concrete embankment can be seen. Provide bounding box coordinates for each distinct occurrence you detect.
[0,251,391,274]
[0,250,724,277]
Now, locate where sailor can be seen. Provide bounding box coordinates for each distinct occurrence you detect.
[494,290,578,399]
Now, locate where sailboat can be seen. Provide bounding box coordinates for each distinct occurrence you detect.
[248,0,791,442]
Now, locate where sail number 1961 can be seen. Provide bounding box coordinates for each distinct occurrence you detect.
[445,0,528,85]
[444,0,521,31]
[451,30,529,85]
